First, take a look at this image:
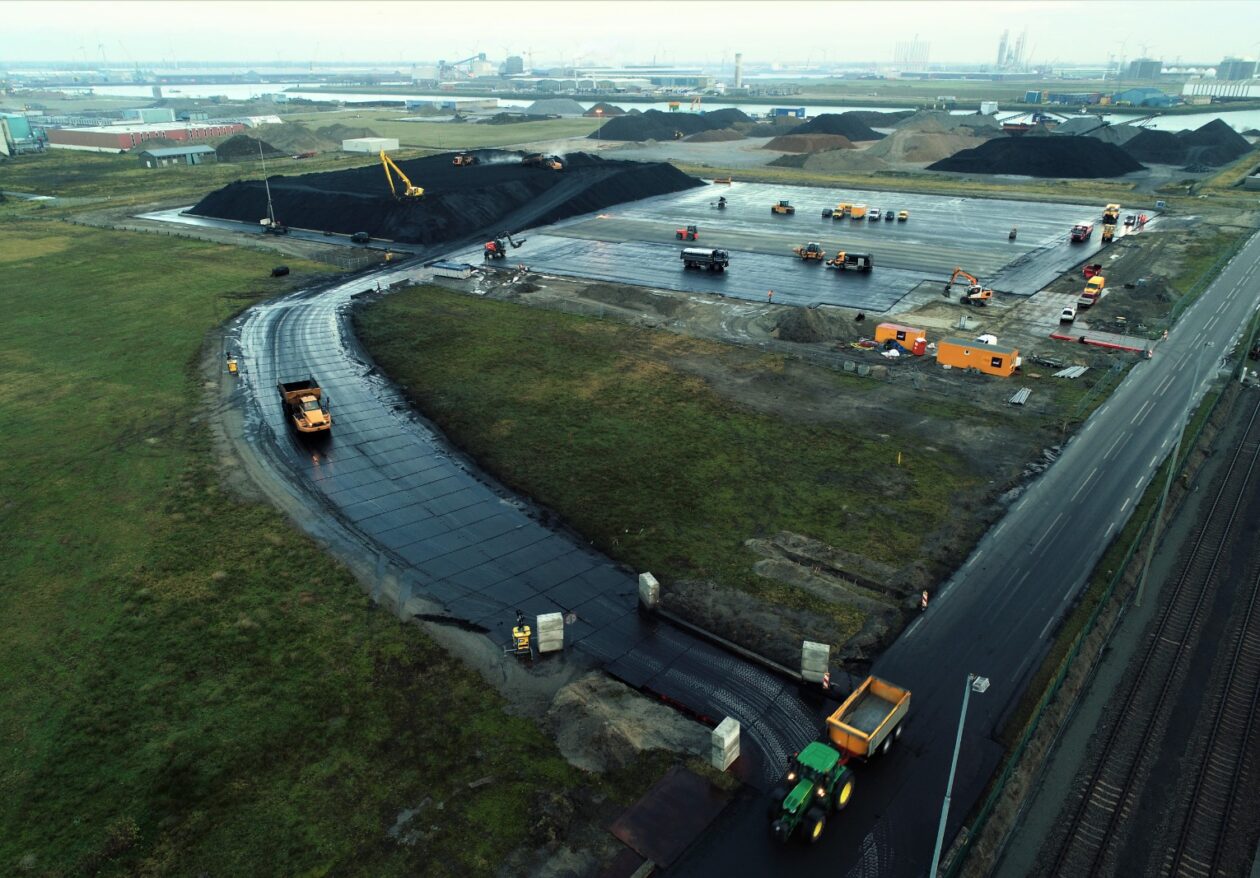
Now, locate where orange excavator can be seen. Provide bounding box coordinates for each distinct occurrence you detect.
[944,267,993,306]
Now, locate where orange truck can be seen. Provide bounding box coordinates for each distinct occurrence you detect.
[826,676,912,759]
[277,377,332,433]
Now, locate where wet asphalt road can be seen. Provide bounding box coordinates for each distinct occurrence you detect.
[228,264,823,791]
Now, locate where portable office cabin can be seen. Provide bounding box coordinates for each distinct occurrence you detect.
[936,337,1019,377]
[875,322,927,356]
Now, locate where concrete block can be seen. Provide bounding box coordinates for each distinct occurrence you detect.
[638,572,660,610]
[711,717,740,771]
[801,640,830,683]
[843,360,856,372]
[535,612,564,653]
[857,364,871,377]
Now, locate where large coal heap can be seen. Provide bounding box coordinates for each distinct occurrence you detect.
[190,150,703,246]
[788,113,885,141]
[589,108,748,141]
[927,135,1144,178]
[1121,119,1252,168]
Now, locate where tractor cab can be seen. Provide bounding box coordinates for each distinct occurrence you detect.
[676,224,699,241]
[769,742,855,845]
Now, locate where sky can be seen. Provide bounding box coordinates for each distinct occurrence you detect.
[1,0,1257,68]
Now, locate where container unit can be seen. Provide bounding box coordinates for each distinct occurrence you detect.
[874,323,927,356]
[936,337,1020,377]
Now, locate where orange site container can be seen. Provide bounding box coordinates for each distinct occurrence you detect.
[875,323,928,356]
[936,337,1020,377]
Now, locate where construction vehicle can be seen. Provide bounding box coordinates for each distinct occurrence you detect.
[826,676,911,759]
[850,204,868,220]
[505,610,533,658]
[1078,275,1106,309]
[380,150,424,199]
[944,267,993,306]
[833,202,853,218]
[452,152,478,166]
[1082,263,1103,280]
[1103,203,1121,224]
[768,741,856,845]
[1101,224,1115,243]
[1009,227,1018,240]
[680,247,730,271]
[676,224,699,241]
[483,231,526,260]
[897,210,910,222]
[1070,222,1094,242]
[350,231,371,244]
[793,242,826,262]
[772,200,796,215]
[1124,214,1138,228]
[277,377,331,433]
[258,142,288,234]
[713,196,727,210]
[713,176,732,184]
[827,251,873,272]
[522,153,564,171]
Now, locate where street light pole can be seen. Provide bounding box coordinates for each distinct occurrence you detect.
[1136,341,1211,606]
[930,673,989,878]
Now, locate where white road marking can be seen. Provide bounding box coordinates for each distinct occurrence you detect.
[1135,477,1144,490]
[1156,375,1174,395]
[1131,400,1153,424]
[1206,316,1219,331]
[1121,496,1132,513]
[1039,616,1057,641]
[993,521,1006,537]
[903,616,923,639]
[1030,512,1064,554]
[1106,435,1124,458]
[1149,454,1158,469]
[1105,522,1117,540]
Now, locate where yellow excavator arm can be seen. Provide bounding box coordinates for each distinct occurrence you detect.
[380,150,424,199]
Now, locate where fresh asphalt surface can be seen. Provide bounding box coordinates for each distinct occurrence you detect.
[672,233,1260,876]
[446,182,1140,311]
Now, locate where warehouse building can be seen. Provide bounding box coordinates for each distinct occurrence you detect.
[1217,58,1257,81]
[123,107,176,123]
[1111,87,1178,107]
[137,145,218,168]
[342,137,399,153]
[1183,77,1260,100]
[47,121,245,152]
[936,337,1020,378]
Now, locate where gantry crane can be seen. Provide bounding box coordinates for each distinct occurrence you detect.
[380,150,424,199]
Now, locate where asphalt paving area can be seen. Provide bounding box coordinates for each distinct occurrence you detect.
[228,264,824,791]
[450,182,1153,313]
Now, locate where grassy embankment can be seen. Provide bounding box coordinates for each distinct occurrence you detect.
[355,286,988,644]
[0,221,636,876]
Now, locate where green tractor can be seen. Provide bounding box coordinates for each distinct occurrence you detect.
[768,741,855,844]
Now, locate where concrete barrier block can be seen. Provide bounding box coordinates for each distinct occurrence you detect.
[535,612,564,653]
[711,717,740,771]
[638,573,660,610]
[801,640,830,683]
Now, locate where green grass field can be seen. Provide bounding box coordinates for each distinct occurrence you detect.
[355,286,987,643]
[0,222,628,876]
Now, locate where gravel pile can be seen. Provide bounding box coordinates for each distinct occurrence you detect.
[864,128,991,164]
[190,151,702,246]
[895,110,1000,134]
[1177,119,1253,166]
[214,134,284,161]
[583,102,626,117]
[763,133,853,153]
[524,98,587,116]
[684,127,746,143]
[770,150,889,173]
[927,135,1145,177]
[789,112,884,141]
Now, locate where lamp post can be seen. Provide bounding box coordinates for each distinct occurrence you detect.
[1137,341,1212,607]
[930,673,990,878]
[594,107,603,147]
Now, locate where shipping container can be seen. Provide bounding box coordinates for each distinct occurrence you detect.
[875,323,927,355]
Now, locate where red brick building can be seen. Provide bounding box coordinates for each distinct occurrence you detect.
[47,121,245,153]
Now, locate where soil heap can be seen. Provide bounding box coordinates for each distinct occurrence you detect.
[1122,128,1188,164]
[841,110,915,128]
[190,151,703,247]
[523,98,587,116]
[684,127,746,143]
[927,135,1144,177]
[591,109,713,141]
[215,134,284,161]
[763,133,854,153]
[737,119,804,137]
[864,127,992,164]
[702,107,753,126]
[482,112,534,125]
[895,109,1000,134]
[253,121,380,154]
[788,113,884,141]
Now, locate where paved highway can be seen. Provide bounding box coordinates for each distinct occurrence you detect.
[674,234,1260,876]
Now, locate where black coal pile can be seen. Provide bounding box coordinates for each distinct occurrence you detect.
[215,134,284,161]
[840,110,915,127]
[927,135,1144,177]
[702,107,753,126]
[1122,128,1188,164]
[1176,119,1252,166]
[788,113,885,141]
[590,108,751,141]
[190,151,703,247]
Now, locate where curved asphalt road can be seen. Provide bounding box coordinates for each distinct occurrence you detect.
[227,263,822,790]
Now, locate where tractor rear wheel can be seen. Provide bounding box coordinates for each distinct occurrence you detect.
[805,808,827,844]
[832,774,855,812]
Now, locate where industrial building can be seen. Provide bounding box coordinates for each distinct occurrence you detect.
[1111,87,1178,108]
[137,145,217,168]
[123,107,176,123]
[1216,58,1257,81]
[1182,78,1260,101]
[46,121,245,152]
[342,137,399,153]
[1126,58,1164,80]
[936,337,1020,378]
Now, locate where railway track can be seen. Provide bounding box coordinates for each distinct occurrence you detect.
[1047,393,1260,877]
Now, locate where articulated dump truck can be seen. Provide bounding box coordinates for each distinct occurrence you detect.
[769,675,911,845]
[277,377,332,433]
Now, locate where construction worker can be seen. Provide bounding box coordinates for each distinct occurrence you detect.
[767,289,774,303]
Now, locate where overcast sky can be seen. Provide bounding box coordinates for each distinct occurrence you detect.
[1,1,1256,68]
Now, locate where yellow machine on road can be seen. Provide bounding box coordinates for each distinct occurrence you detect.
[380,150,424,198]
[944,267,993,306]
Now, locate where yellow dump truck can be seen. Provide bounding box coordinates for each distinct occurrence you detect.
[825,676,911,759]
[277,377,332,433]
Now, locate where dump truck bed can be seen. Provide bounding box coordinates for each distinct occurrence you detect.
[826,676,911,759]
[277,379,321,403]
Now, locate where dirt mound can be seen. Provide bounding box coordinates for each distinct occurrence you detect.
[798,150,890,173]
[190,151,702,246]
[685,127,746,143]
[314,123,380,142]
[841,110,915,128]
[1088,123,1145,146]
[591,109,717,142]
[253,122,332,153]
[524,98,586,116]
[215,134,284,161]
[702,107,753,126]
[1123,128,1188,164]
[583,102,625,117]
[764,133,854,153]
[789,113,884,141]
[927,135,1145,178]
[774,308,842,343]
[865,128,991,163]
[737,119,803,137]
[482,113,534,125]
[1178,119,1253,166]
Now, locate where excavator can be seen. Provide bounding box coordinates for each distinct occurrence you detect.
[380,150,424,199]
[944,267,993,306]
[483,231,527,260]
